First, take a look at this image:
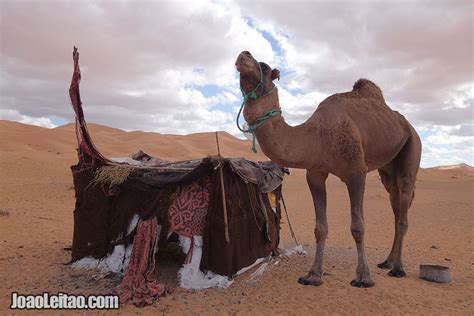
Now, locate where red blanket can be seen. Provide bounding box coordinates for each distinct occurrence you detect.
[115,217,170,307]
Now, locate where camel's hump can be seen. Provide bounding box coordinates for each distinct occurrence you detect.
[352,78,384,101]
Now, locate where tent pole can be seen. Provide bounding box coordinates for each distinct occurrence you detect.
[215,132,230,243]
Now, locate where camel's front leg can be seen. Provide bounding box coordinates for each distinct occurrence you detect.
[298,170,328,286]
[346,172,374,288]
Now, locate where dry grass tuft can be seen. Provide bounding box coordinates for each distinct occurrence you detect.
[90,165,133,187]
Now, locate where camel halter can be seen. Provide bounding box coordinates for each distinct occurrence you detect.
[236,60,281,153]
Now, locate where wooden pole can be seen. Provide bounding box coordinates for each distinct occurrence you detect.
[215,131,221,156]
[215,132,230,243]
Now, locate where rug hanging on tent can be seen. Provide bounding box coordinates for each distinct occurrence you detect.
[114,217,170,307]
[168,175,211,238]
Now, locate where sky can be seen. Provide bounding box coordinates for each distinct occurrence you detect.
[0,0,472,167]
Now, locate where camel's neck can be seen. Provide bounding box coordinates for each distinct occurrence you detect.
[254,113,320,169]
[242,87,322,169]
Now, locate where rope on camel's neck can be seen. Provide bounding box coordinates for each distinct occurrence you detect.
[236,62,281,153]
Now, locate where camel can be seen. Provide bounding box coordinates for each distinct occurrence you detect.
[235,51,422,287]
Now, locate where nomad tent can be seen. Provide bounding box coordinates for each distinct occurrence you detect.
[68,47,288,306]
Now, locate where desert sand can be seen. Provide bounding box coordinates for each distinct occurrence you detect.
[0,119,473,315]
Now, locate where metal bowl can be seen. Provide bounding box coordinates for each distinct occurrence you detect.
[419,264,451,283]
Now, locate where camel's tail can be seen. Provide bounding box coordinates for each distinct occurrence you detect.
[352,78,385,101]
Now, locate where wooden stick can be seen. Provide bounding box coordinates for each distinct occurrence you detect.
[215,132,230,242]
[215,131,221,156]
[219,166,230,243]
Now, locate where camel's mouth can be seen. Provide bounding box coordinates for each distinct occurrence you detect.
[234,62,248,73]
[235,51,257,74]
[235,60,254,74]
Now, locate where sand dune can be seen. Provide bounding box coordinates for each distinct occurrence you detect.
[0,120,473,314]
[428,163,474,172]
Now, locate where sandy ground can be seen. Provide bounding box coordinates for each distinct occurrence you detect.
[0,120,473,315]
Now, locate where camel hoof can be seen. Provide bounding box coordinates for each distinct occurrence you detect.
[377,260,392,269]
[388,268,406,278]
[350,279,375,288]
[298,275,323,286]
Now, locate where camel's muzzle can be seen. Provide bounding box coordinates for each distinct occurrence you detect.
[235,51,255,73]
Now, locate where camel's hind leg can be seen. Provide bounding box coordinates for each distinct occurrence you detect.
[346,171,374,288]
[378,134,421,277]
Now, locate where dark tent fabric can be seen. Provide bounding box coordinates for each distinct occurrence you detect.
[69,47,285,277]
[71,157,284,276]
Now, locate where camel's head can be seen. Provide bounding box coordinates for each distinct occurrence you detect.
[236,51,280,123]
[235,51,280,100]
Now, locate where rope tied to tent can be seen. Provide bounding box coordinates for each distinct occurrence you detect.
[280,194,299,247]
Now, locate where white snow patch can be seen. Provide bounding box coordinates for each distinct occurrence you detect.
[97,245,130,273]
[71,215,139,274]
[71,243,132,274]
[179,235,192,254]
[235,255,271,276]
[178,235,233,290]
[179,264,233,290]
[71,257,100,270]
[250,262,267,280]
[110,157,143,166]
[284,245,307,256]
[127,214,140,234]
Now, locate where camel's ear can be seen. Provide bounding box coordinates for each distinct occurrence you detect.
[271,68,280,81]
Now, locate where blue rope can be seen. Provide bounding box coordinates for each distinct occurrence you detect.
[239,61,263,102]
[236,60,281,153]
[236,62,281,153]
[236,86,280,153]
[247,108,282,153]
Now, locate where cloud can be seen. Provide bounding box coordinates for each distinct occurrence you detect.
[240,0,472,122]
[421,143,471,168]
[450,124,474,137]
[277,87,327,124]
[413,102,473,126]
[419,125,474,167]
[0,1,273,135]
[0,109,57,128]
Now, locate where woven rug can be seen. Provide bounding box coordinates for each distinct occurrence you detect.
[168,175,211,237]
[114,217,170,307]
